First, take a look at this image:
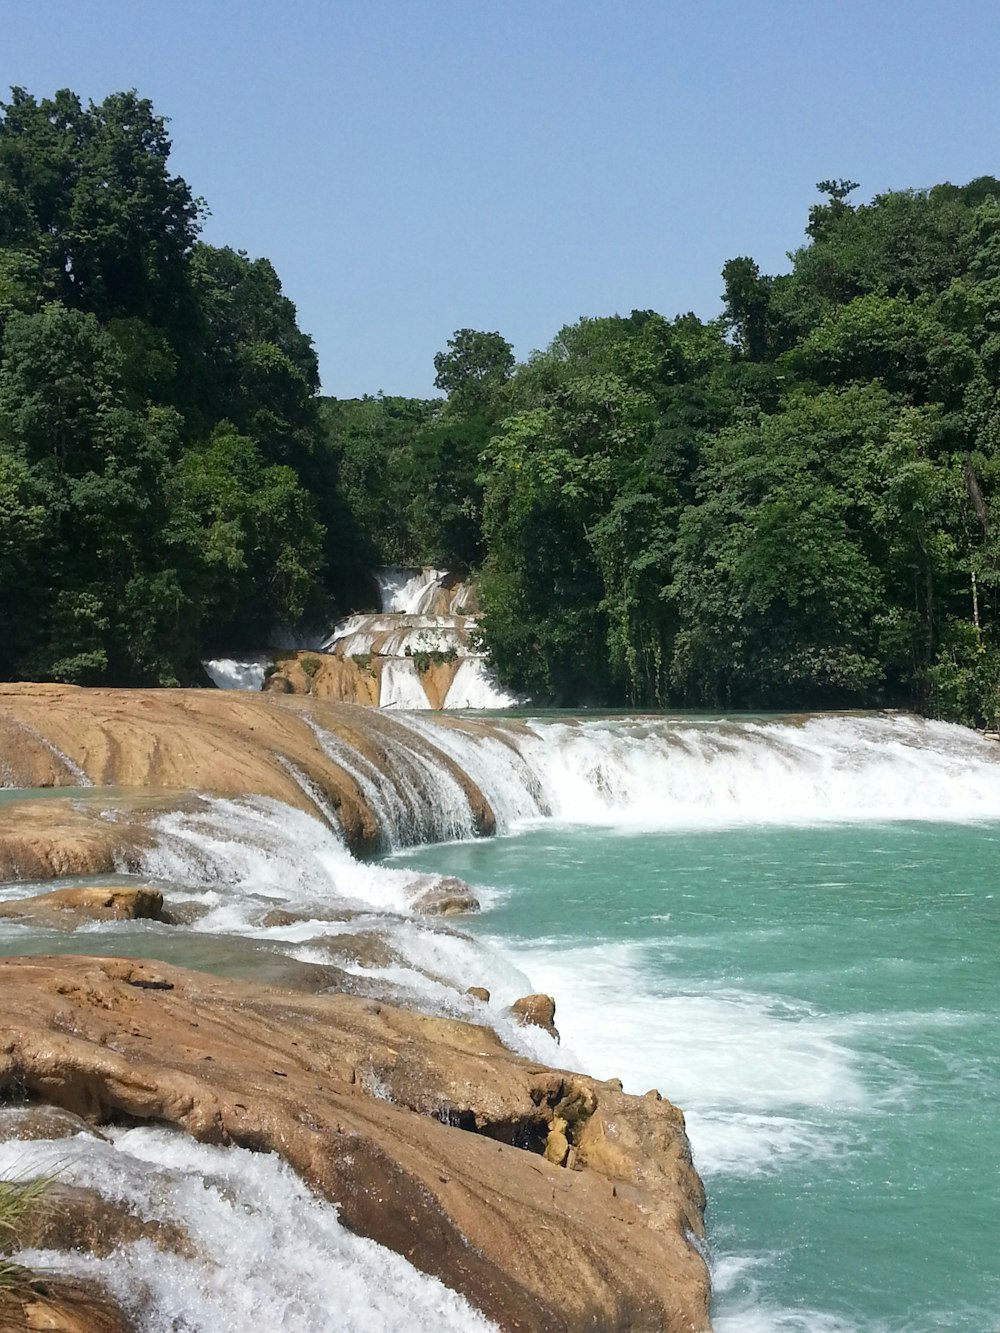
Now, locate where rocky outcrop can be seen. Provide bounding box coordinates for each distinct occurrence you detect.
[265,649,381,705]
[0,1277,135,1333]
[0,885,164,928]
[0,955,711,1333]
[0,796,145,882]
[0,684,498,858]
[510,992,559,1039]
[410,873,481,915]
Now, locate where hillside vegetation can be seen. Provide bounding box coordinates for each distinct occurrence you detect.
[4,89,1000,722]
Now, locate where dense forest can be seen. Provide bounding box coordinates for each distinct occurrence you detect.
[4,88,1000,725]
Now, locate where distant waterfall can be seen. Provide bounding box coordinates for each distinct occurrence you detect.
[322,567,517,710]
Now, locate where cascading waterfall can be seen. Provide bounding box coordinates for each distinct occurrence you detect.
[324,567,518,710]
[202,656,272,691]
[305,717,480,847]
[384,712,1000,835]
[3,1128,496,1333]
[6,710,1000,1330]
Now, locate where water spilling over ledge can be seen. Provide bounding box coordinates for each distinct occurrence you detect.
[204,565,519,709]
[3,684,1000,1329]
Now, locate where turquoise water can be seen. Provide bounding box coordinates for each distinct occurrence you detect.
[391,821,1000,1331]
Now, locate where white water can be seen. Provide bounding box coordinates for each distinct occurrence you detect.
[375,566,471,616]
[476,713,1000,831]
[135,796,447,914]
[305,720,478,847]
[442,658,519,709]
[497,936,862,1178]
[203,656,272,691]
[379,657,437,709]
[355,712,1000,839]
[320,567,516,710]
[9,711,1000,1328]
[4,1129,496,1332]
[327,614,475,659]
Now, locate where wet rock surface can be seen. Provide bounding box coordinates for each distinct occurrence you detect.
[510,992,559,1039]
[0,1277,136,1333]
[0,885,165,928]
[0,955,711,1333]
[0,683,501,856]
[410,874,481,915]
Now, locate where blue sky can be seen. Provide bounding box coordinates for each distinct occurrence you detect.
[5,1,999,396]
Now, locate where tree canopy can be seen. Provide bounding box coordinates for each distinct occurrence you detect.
[3,85,1000,724]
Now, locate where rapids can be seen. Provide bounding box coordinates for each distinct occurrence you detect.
[2,1129,496,1331]
[3,709,999,1329]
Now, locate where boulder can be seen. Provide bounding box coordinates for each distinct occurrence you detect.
[466,986,491,1003]
[7,1182,194,1259]
[316,931,402,970]
[0,1105,103,1142]
[510,992,559,1039]
[0,956,710,1333]
[411,875,480,916]
[0,885,164,928]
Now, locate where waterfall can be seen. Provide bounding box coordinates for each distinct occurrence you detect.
[319,567,516,710]
[202,656,272,691]
[5,1129,496,1332]
[390,712,1000,834]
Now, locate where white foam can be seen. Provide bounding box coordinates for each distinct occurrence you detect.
[7,1128,496,1332]
[443,658,519,709]
[713,1305,874,1333]
[307,719,479,847]
[379,658,432,708]
[376,567,449,615]
[203,656,271,691]
[497,938,867,1176]
[390,715,547,828]
[136,796,428,915]
[496,713,1000,831]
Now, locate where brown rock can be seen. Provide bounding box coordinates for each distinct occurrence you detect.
[0,685,501,857]
[316,931,401,970]
[510,993,559,1039]
[0,1277,135,1333]
[0,800,141,883]
[466,986,491,1003]
[258,905,360,929]
[8,1182,194,1259]
[0,956,710,1333]
[0,1105,103,1142]
[410,875,480,916]
[158,900,211,926]
[0,885,164,928]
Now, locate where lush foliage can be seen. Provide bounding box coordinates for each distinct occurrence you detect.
[0,87,329,683]
[464,181,1000,725]
[5,85,1000,724]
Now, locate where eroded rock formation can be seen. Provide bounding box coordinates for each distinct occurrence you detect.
[0,683,499,859]
[0,955,711,1333]
[0,885,164,928]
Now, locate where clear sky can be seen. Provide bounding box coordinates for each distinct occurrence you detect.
[4,1,999,397]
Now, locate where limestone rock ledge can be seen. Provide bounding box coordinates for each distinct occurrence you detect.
[0,1277,135,1333]
[0,683,499,855]
[0,955,712,1333]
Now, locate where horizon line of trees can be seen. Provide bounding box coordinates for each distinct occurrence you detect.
[3,86,1000,725]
